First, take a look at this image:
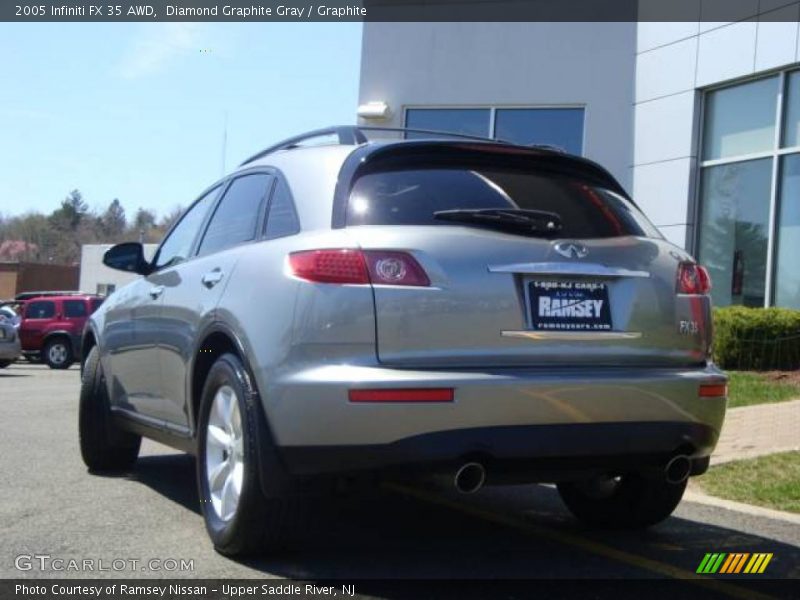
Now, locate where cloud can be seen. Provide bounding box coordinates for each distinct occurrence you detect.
[117,23,202,79]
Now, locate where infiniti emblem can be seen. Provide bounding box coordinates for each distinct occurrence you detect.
[554,242,589,259]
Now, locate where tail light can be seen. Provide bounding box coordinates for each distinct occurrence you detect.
[289,249,430,286]
[677,262,712,295]
[288,249,369,284]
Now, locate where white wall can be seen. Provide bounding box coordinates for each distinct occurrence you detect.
[358,21,637,191]
[79,244,157,295]
[633,6,800,249]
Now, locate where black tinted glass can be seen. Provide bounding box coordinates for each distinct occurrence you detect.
[347,168,659,239]
[154,186,220,269]
[199,174,271,256]
[26,301,55,319]
[265,178,300,239]
[63,300,87,318]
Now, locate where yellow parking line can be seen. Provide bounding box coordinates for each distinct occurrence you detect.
[386,483,775,600]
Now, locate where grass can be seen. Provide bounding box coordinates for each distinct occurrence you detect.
[726,371,800,408]
[697,451,800,514]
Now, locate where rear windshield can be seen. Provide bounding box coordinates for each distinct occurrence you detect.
[347,168,660,239]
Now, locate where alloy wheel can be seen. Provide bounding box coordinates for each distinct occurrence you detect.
[205,384,244,522]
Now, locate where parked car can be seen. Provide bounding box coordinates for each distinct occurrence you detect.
[0,303,21,328]
[19,294,104,369]
[0,321,21,368]
[80,126,727,555]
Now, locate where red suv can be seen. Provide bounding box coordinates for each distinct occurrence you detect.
[19,294,104,369]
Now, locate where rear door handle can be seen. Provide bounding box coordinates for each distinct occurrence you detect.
[149,285,164,299]
[201,269,224,288]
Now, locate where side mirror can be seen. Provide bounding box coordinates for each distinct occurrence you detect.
[103,242,152,275]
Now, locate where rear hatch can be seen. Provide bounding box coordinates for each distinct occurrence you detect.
[339,142,712,368]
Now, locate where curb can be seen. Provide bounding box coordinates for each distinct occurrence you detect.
[683,489,800,525]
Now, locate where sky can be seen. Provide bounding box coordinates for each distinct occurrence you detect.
[0,22,363,219]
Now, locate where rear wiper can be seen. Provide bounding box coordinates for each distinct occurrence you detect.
[433,208,563,237]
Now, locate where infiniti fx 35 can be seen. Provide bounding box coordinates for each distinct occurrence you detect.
[79,127,727,555]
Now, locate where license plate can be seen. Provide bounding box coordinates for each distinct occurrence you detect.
[528,280,612,331]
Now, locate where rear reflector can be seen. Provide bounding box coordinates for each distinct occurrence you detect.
[699,383,727,398]
[289,249,430,286]
[349,388,454,403]
[677,262,712,295]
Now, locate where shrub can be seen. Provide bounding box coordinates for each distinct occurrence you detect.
[713,306,800,371]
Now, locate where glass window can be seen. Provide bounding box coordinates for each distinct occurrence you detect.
[698,158,772,307]
[774,154,800,308]
[154,186,220,269]
[198,174,271,256]
[703,76,779,160]
[495,108,585,155]
[90,297,104,312]
[782,70,800,148]
[405,109,490,139]
[348,168,659,239]
[63,300,87,318]
[264,178,300,239]
[26,300,55,319]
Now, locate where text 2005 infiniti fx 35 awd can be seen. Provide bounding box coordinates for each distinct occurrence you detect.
[79,126,727,555]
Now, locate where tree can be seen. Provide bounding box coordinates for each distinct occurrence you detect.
[100,198,127,239]
[50,189,89,231]
[45,190,90,264]
[128,208,159,243]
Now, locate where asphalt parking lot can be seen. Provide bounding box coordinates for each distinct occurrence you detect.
[2,362,799,592]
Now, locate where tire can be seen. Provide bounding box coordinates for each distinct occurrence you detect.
[197,353,304,556]
[557,473,687,529]
[44,337,74,369]
[0,360,11,368]
[79,346,141,471]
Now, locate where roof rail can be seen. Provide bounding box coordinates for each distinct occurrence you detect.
[239,125,511,166]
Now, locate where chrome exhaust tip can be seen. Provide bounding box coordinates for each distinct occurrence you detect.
[454,462,486,494]
[665,454,692,485]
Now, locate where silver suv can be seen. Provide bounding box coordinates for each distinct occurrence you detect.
[80,126,727,555]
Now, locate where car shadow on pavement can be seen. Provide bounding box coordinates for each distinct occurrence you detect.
[128,453,201,514]
[127,453,800,584]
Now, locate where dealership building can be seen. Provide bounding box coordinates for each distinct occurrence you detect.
[357,11,800,310]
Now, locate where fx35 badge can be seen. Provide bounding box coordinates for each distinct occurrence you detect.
[679,320,699,335]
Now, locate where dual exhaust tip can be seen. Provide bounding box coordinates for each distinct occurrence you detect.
[449,455,690,493]
[665,454,692,485]
[454,462,487,494]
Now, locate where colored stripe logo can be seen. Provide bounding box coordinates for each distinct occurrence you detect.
[697,553,773,574]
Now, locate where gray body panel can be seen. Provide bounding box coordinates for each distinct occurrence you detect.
[88,140,727,478]
[0,322,21,360]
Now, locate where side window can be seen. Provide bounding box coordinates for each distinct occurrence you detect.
[198,173,272,256]
[26,301,55,319]
[153,186,220,270]
[264,177,301,239]
[63,300,88,318]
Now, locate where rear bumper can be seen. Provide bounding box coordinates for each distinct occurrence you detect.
[266,363,727,478]
[0,339,21,360]
[281,421,718,479]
